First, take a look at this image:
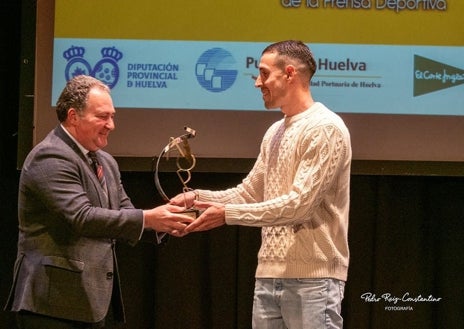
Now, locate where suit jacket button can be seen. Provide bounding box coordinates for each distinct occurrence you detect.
[106,272,113,279]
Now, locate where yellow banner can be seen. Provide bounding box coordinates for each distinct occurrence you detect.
[55,0,463,46]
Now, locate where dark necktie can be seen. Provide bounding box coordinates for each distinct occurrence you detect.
[88,151,107,190]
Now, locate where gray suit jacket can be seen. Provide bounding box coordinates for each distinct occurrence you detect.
[4,125,145,323]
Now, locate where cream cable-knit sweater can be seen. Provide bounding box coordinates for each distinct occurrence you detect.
[197,102,351,281]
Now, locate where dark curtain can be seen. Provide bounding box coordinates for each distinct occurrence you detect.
[344,174,464,328]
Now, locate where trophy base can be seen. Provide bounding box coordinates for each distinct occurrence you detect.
[176,208,200,220]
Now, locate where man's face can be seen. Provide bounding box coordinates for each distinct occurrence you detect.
[72,87,115,151]
[254,52,288,110]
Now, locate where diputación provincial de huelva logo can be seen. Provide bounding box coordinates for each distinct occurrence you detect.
[414,55,464,96]
[63,46,123,89]
[195,48,238,92]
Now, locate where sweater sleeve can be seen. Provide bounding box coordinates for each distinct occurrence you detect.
[220,123,348,227]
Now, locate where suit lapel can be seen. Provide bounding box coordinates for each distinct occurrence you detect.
[53,126,111,208]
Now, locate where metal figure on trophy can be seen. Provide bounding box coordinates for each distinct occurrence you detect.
[153,126,200,219]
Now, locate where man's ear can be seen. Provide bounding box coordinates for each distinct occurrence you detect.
[67,108,78,124]
[285,65,296,79]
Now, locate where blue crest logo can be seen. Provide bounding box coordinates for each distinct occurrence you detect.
[63,46,123,89]
[195,48,237,92]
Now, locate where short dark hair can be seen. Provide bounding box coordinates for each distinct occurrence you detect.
[262,40,317,82]
[55,75,110,122]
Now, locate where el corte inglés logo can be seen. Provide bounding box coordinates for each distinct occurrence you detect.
[414,55,464,96]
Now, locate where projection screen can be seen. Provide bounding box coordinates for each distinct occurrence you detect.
[26,0,464,174]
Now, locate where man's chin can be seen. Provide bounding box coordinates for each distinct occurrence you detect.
[96,139,108,149]
[263,102,278,110]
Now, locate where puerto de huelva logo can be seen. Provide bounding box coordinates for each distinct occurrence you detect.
[413,54,464,96]
[63,46,123,89]
[361,292,442,312]
[195,48,238,93]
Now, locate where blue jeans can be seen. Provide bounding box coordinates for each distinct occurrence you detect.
[252,278,345,329]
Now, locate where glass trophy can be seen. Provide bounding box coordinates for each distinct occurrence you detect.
[153,126,200,219]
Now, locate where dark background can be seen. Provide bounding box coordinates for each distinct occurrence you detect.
[1,1,463,328]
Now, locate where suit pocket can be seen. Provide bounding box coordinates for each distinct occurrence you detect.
[42,256,87,309]
[42,256,84,272]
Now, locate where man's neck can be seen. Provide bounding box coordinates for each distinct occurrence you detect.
[281,94,315,117]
